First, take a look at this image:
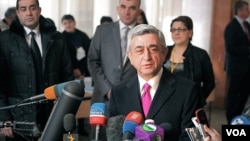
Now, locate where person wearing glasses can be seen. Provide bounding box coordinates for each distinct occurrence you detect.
[164,15,215,107]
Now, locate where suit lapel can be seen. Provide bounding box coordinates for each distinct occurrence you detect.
[125,76,144,114]
[112,22,123,66]
[147,69,176,118]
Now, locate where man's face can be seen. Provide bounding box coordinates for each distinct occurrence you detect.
[117,0,141,25]
[16,0,41,29]
[127,33,167,80]
[62,19,76,33]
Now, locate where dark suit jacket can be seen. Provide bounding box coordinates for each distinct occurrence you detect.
[224,17,250,75]
[165,43,215,106]
[88,21,136,104]
[110,68,201,141]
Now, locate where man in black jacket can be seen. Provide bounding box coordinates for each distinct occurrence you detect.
[0,0,74,140]
[224,0,250,124]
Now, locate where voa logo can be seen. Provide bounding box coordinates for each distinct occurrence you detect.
[226,129,247,136]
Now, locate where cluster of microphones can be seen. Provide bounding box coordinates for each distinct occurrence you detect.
[3,79,250,140]
[0,80,85,141]
[89,102,173,141]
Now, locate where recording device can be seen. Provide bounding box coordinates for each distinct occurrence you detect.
[135,119,164,141]
[106,115,125,141]
[89,103,108,141]
[195,108,209,127]
[39,80,85,141]
[24,79,82,101]
[122,111,143,141]
[63,113,78,141]
[191,117,207,140]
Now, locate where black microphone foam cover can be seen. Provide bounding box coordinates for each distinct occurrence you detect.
[106,115,125,141]
[39,81,85,141]
[63,113,76,132]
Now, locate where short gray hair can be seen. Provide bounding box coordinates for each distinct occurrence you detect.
[5,7,16,18]
[127,24,166,52]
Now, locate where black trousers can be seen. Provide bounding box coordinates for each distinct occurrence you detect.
[226,69,250,124]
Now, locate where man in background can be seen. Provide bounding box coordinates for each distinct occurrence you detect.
[224,0,250,124]
[0,7,16,31]
[87,0,141,140]
[0,0,74,140]
[100,16,113,24]
[62,14,91,80]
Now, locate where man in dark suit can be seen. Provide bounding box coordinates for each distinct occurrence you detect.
[224,0,250,124]
[0,0,74,140]
[109,24,201,141]
[87,0,141,140]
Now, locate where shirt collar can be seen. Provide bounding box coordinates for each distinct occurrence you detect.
[235,15,245,24]
[23,25,40,36]
[138,67,163,92]
[119,20,136,31]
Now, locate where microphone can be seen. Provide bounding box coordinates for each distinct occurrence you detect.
[106,115,125,141]
[63,113,76,133]
[63,113,79,141]
[89,103,108,141]
[122,111,143,141]
[39,80,85,141]
[231,115,250,125]
[135,119,164,141]
[25,79,83,101]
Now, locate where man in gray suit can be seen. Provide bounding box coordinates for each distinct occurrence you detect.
[88,0,141,105]
[87,0,141,140]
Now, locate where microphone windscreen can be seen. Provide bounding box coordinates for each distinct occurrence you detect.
[231,115,250,125]
[122,121,139,134]
[40,81,84,141]
[89,103,108,126]
[44,80,82,100]
[44,85,57,100]
[122,111,143,136]
[106,115,125,141]
[63,113,76,132]
[124,111,143,124]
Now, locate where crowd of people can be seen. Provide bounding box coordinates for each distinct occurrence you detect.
[1,0,249,141]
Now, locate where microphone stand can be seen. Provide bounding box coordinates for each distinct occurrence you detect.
[0,99,48,111]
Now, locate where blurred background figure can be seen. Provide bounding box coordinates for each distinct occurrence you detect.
[61,14,91,80]
[100,16,113,24]
[136,9,148,24]
[0,7,16,31]
[224,0,250,124]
